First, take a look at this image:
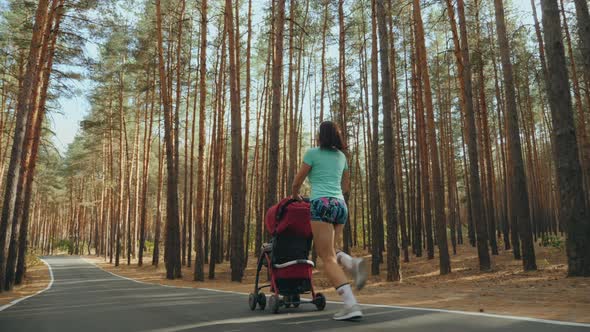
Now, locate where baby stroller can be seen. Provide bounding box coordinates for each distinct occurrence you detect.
[248,198,326,314]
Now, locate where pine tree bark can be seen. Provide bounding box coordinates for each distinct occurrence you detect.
[413,0,450,274]
[182,25,194,267]
[193,0,208,282]
[337,0,352,253]
[558,0,590,201]
[265,0,285,212]
[474,0,499,255]
[0,0,50,292]
[153,117,164,266]
[446,0,490,270]
[138,71,155,267]
[225,0,245,282]
[156,0,182,279]
[6,0,59,289]
[376,0,400,281]
[493,0,537,271]
[15,0,65,285]
[369,0,384,275]
[319,1,328,123]
[541,0,590,276]
[242,0,253,266]
[488,26,515,253]
[209,24,227,277]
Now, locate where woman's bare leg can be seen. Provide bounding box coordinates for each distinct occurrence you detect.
[312,220,362,320]
[311,221,347,287]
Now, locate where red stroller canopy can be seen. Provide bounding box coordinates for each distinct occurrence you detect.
[265,198,312,238]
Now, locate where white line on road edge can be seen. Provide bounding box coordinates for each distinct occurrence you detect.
[331,301,590,328]
[0,258,54,312]
[84,258,590,328]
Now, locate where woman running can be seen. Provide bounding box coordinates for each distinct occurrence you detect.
[291,121,368,321]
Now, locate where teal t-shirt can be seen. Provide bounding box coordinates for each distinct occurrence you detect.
[303,147,348,200]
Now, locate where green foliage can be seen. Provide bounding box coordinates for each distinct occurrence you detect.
[54,239,73,253]
[145,240,154,255]
[541,235,563,249]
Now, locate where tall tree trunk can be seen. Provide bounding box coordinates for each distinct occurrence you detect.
[7,0,58,288]
[413,0,451,274]
[474,0,499,256]
[319,1,328,123]
[337,0,352,252]
[369,0,384,275]
[376,0,400,281]
[446,0,491,270]
[406,20,423,257]
[156,0,182,279]
[541,0,590,276]
[557,0,590,201]
[15,0,65,285]
[488,23,515,253]
[265,0,285,212]
[139,72,155,267]
[493,0,537,271]
[193,0,208,282]
[128,107,140,265]
[153,116,164,266]
[242,0,253,266]
[0,0,50,292]
[182,26,194,268]
[209,23,227,277]
[225,0,245,282]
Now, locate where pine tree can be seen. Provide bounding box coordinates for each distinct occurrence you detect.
[493,0,537,271]
[541,0,590,276]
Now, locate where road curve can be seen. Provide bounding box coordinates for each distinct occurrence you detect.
[0,256,588,332]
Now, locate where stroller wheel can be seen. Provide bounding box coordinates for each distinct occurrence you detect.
[314,293,326,311]
[257,292,266,310]
[248,293,257,311]
[268,294,280,314]
[292,295,301,308]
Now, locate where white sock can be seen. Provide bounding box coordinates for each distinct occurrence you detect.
[336,250,354,271]
[336,283,357,307]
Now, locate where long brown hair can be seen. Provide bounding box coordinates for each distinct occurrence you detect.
[318,121,346,151]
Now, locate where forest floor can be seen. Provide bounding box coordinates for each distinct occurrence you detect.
[0,254,50,307]
[85,242,590,323]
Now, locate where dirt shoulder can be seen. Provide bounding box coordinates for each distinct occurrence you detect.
[84,244,590,323]
[0,255,50,307]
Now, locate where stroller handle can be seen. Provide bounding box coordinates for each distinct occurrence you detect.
[275,197,310,221]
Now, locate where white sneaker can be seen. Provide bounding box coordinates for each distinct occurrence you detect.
[352,258,368,290]
[333,304,363,321]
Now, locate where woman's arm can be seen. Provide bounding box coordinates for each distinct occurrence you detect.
[292,163,311,199]
[341,169,350,194]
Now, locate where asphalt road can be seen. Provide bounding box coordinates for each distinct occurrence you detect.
[0,256,588,332]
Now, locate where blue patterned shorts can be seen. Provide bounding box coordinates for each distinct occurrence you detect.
[310,197,348,225]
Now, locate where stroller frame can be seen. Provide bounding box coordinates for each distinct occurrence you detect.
[248,199,326,314]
